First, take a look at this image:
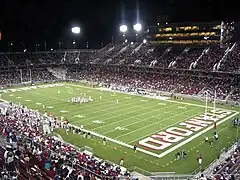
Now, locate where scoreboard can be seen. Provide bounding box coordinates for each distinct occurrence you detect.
[145,21,234,45]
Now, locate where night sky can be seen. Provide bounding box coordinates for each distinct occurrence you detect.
[0,0,238,51]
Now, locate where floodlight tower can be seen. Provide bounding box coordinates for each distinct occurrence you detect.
[71,26,80,49]
[119,25,128,42]
[133,23,142,42]
[72,40,76,49]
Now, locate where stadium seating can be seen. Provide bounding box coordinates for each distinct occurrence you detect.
[0,41,239,179]
[1,42,240,72]
[219,43,240,73]
[0,105,131,179]
[212,145,240,180]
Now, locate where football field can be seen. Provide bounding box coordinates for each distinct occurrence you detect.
[0,83,239,174]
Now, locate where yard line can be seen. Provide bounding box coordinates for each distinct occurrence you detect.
[24,87,165,125]
[21,87,138,116]
[91,100,179,131]
[99,102,183,133]
[114,106,201,140]
[69,98,161,124]
[83,101,159,126]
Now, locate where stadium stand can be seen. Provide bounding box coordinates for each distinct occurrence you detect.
[0,40,239,179]
[1,42,240,72]
[0,104,131,179]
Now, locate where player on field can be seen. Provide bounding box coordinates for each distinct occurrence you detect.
[103,137,106,145]
[204,136,209,143]
[197,153,203,168]
[213,132,218,141]
[120,156,124,166]
[133,145,137,153]
[182,150,187,159]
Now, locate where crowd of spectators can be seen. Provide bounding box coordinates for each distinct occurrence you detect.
[0,103,130,179]
[220,44,240,73]
[0,68,56,86]
[0,63,238,103]
[211,144,240,180]
[66,65,239,101]
[0,42,240,73]
[194,45,227,71]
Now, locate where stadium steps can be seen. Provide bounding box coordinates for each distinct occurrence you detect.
[189,47,209,70]
[214,45,232,71]
[225,88,236,101]
[47,67,67,80]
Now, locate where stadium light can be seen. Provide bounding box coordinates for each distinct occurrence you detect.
[133,23,142,32]
[71,26,80,34]
[119,25,128,33]
[143,39,147,44]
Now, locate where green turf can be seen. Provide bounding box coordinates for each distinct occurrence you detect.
[0,83,239,174]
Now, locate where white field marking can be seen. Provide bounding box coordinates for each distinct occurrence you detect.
[71,94,164,124]
[158,102,167,106]
[112,105,201,139]
[140,100,148,102]
[124,97,131,99]
[1,84,65,94]
[90,99,180,130]
[16,96,22,99]
[29,86,138,115]
[157,111,239,158]
[9,94,14,96]
[92,120,104,124]
[35,102,42,105]
[27,88,148,125]
[103,106,191,135]
[70,98,153,124]
[115,126,128,131]
[25,100,32,102]
[47,106,54,109]
[0,99,9,103]
[74,115,86,118]
[178,106,186,109]
[60,110,69,113]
